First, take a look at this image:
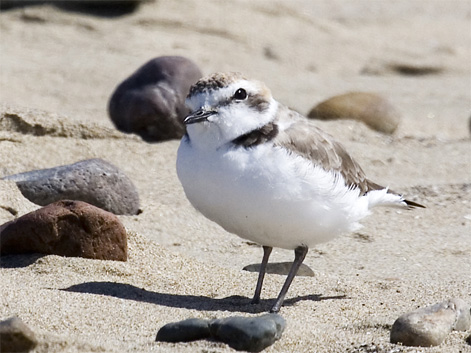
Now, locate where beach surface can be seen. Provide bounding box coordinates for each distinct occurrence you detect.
[1,1,470,352]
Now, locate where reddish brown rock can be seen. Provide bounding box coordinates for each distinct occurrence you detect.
[0,200,127,261]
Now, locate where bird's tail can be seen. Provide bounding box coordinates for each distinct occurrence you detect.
[366,188,425,209]
[403,199,426,209]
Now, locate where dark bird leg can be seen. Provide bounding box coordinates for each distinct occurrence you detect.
[251,246,272,304]
[270,245,308,313]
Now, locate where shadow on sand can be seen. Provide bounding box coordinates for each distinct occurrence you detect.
[61,281,347,313]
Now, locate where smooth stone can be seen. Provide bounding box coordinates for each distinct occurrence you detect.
[390,298,471,347]
[243,262,314,277]
[108,56,202,142]
[307,92,401,134]
[0,200,127,261]
[3,158,139,215]
[0,316,38,353]
[209,314,286,352]
[156,318,211,342]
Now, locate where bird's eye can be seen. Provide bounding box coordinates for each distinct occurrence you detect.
[233,88,247,101]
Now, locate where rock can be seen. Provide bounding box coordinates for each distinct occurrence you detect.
[307,92,401,134]
[0,316,38,353]
[156,318,211,342]
[2,158,140,215]
[108,56,202,142]
[209,314,286,352]
[0,200,127,261]
[390,298,471,347]
[243,262,314,277]
[451,298,471,331]
[156,314,286,352]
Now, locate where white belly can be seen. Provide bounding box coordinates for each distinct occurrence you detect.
[177,140,370,250]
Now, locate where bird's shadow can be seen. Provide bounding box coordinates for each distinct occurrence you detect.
[61,281,347,313]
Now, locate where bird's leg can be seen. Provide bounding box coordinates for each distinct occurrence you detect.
[251,246,273,304]
[270,245,308,313]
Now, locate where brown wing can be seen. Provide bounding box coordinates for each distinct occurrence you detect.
[272,105,381,195]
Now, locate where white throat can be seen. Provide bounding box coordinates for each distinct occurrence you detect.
[185,91,279,151]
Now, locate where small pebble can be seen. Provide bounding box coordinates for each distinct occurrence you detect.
[243,262,314,277]
[390,298,471,347]
[0,316,38,353]
[0,200,128,261]
[108,55,202,142]
[3,158,140,215]
[308,92,401,134]
[156,318,211,342]
[209,314,285,352]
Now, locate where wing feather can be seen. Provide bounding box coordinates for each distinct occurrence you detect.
[272,105,380,195]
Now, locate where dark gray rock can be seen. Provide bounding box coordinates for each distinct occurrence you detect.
[108,56,202,142]
[390,298,471,347]
[0,316,38,353]
[156,318,211,342]
[243,262,314,277]
[3,158,139,215]
[156,314,286,352]
[0,200,128,261]
[209,314,285,352]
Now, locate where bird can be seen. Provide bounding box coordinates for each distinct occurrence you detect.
[176,72,424,313]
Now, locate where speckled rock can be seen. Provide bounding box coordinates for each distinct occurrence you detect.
[243,262,314,277]
[156,318,211,342]
[108,56,202,142]
[209,314,286,352]
[390,298,471,347]
[0,200,127,261]
[307,92,401,134]
[2,158,140,215]
[0,316,38,353]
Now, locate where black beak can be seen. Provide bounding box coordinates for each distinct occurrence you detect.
[184,109,217,125]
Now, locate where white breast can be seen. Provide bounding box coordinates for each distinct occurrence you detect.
[176,138,372,250]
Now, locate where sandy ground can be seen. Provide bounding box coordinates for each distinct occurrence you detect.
[1,1,471,352]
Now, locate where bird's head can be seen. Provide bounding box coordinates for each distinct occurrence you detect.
[183,72,278,149]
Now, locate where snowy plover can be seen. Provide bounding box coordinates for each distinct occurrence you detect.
[176,72,424,313]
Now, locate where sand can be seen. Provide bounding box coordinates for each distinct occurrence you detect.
[1,1,470,352]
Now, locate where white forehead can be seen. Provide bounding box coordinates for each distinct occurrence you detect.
[186,79,262,110]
